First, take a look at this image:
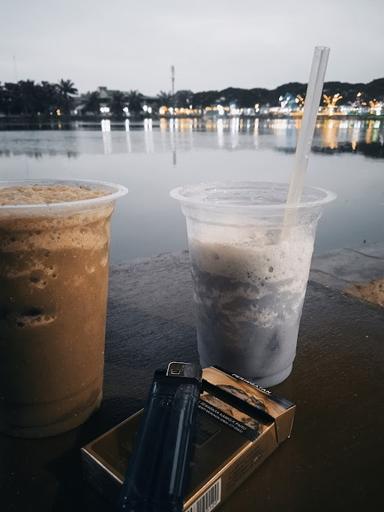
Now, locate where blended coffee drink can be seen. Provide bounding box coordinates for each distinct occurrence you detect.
[171,182,335,387]
[0,180,127,437]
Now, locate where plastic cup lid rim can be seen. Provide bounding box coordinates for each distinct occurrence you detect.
[170,181,336,210]
[0,178,128,210]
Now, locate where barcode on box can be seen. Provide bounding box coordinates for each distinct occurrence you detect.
[186,478,221,512]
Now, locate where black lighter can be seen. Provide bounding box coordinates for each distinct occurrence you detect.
[118,362,202,512]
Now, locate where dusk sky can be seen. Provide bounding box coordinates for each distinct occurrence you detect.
[1,0,383,95]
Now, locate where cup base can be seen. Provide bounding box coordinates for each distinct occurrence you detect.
[249,364,293,388]
[0,391,103,439]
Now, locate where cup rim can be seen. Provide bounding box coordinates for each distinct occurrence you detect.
[0,179,128,211]
[170,181,336,210]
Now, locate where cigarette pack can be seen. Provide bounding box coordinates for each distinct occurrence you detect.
[81,367,295,511]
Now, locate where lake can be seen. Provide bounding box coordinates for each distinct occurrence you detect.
[0,118,383,263]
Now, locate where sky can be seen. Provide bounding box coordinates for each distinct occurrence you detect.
[1,0,383,95]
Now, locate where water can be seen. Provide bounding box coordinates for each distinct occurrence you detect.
[0,118,383,263]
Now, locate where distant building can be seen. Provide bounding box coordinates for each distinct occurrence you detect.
[73,87,159,116]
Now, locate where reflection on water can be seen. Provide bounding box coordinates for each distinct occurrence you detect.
[0,119,383,159]
[143,118,154,154]
[101,120,112,155]
[0,119,383,262]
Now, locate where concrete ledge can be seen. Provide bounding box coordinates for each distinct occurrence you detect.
[310,243,384,307]
[114,244,384,309]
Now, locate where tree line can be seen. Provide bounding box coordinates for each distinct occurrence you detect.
[0,77,383,117]
[0,79,78,116]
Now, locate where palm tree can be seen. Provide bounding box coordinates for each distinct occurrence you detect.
[110,91,126,116]
[57,79,78,114]
[18,80,37,116]
[127,90,143,115]
[157,90,172,107]
[2,82,23,115]
[40,81,60,114]
[58,79,78,97]
[0,82,7,115]
[84,91,100,114]
[0,82,14,114]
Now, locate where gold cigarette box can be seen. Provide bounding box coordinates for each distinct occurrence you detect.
[82,367,295,511]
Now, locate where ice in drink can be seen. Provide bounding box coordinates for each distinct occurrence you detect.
[189,232,313,387]
[171,182,335,387]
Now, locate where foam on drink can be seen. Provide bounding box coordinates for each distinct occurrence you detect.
[189,226,314,386]
[0,181,126,437]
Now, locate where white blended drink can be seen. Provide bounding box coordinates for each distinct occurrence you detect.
[171,182,335,387]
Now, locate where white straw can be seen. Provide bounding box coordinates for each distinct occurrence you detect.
[286,46,330,206]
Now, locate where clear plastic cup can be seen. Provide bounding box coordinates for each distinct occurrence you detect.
[171,181,336,387]
[0,179,127,437]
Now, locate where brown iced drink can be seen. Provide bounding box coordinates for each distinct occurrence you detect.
[0,182,123,437]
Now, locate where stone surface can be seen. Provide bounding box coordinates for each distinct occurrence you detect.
[311,243,384,306]
[1,251,383,512]
[345,278,384,307]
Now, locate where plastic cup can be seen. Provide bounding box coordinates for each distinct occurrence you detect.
[171,181,336,387]
[0,179,127,437]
